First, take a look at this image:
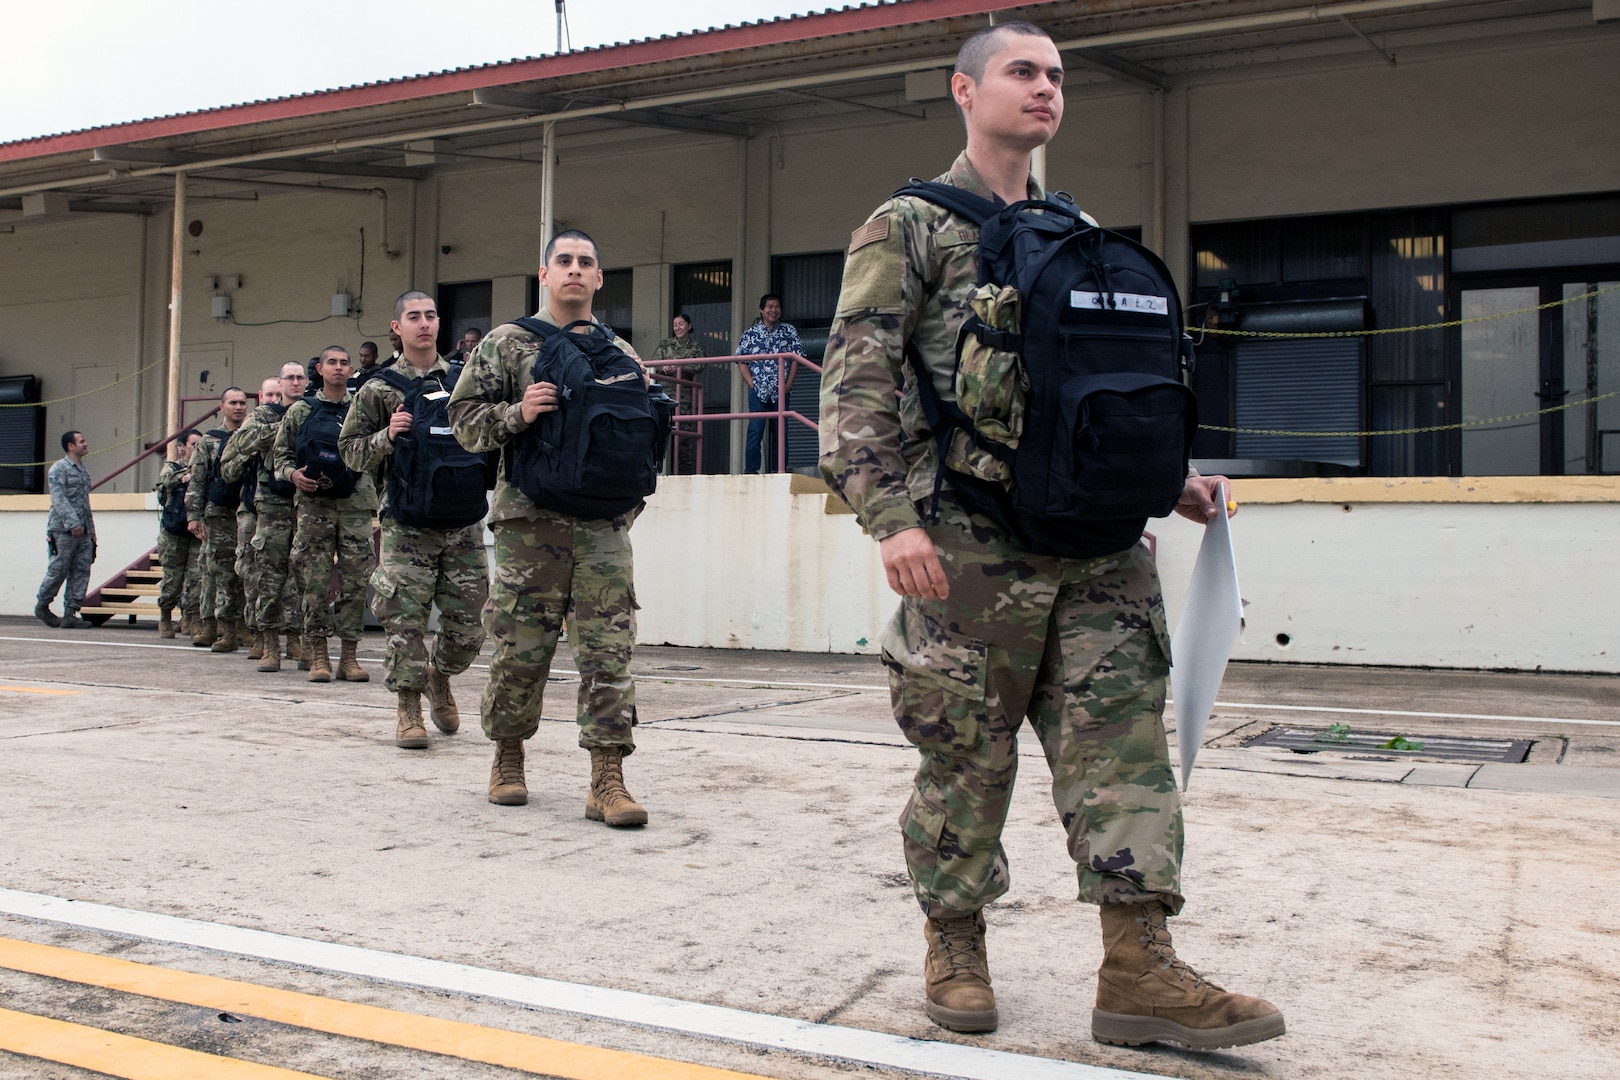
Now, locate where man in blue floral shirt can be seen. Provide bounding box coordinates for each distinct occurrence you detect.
[736,293,805,474]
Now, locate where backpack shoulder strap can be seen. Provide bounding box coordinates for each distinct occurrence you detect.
[374,368,416,395]
[894,180,996,227]
[510,316,560,340]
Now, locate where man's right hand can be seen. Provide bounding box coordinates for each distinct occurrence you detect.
[520,381,560,424]
[880,527,949,600]
[290,467,319,493]
[187,521,206,540]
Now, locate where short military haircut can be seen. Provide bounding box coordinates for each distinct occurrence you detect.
[759,293,782,311]
[221,386,246,401]
[319,346,349,360]
[543,228,600,265]
[359,340,378,354]
[393,290,433,320]
[280,361,306,378]
[954,20,1053,83]
[60,430,81,452]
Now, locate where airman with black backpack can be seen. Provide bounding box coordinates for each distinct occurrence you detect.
[449,228,671,823]
[153,429,202,638]
[272,346,378,684]
[222,363,308,672]
[339,291,490,750]
[184,387,251,650]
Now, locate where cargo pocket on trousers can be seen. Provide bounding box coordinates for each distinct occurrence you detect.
[880,605,989,756]
[1146,593,1173,673]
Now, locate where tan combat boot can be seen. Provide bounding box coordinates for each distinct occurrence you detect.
[488,738,528,805]
[210,619,239,653]
[287,634,305,667]
[586,747,648,826]
[193,617,218,648]
[256,631,281,673]
[424,667,459,734]
[306,636,333,683]
[923,910,998,1033]
[158,610,175,639]
[1093,901,1285,1050]
[245,629,265,660]
[182,611,199,638]
[395,691,430,749]
[336,640,369,681]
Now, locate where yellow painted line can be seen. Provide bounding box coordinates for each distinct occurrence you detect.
[0,685,80,695]
[0,1004,331,1080]
[0,937,771,1080]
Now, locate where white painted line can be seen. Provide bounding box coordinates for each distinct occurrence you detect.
[9,634,1617,727]
[1191,700,1620,728]
[0,889,1163,1080]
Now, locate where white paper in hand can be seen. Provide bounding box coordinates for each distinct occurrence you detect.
[1168,484,1243,791]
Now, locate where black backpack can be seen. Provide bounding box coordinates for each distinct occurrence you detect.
[159,470,190,537]
[376,363,491,529]
[897,181,1198,559]
[203,428,245,511]
[506,318,674,520]
[257,403,297,500]
[294,398,359,499]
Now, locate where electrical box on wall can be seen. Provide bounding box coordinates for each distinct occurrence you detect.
[211,295,232,320]
[224,274,242,291]
[331,292,351,317]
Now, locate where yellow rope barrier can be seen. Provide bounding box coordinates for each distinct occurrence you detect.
[0,357,168,408]
[1190,282,1619,339]
[0,423,169,470]
[1203,389,1620,438]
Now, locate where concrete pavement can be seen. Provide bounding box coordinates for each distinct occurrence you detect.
[0,618,1616,1078]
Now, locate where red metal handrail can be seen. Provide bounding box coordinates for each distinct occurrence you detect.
[648,352,823,474]
[91,396,227,491]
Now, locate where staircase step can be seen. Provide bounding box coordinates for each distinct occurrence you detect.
[77,606,158,619]
[101,587,160,598]
[126,570,163,582]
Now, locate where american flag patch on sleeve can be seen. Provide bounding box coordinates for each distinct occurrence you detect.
[848,218,890,254]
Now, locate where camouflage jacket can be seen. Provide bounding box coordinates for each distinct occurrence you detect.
[45,457,93,534]
[650,335,705,373]
[338,354,453,515]
[818,151,1061,541]
[447,310,639,525]
[220,402,293,509]
[271,388,379,514]
[185,424,240,522]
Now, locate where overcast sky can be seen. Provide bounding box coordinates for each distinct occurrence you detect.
[3,0,839,145]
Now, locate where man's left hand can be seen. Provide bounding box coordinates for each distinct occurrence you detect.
[1175,473,1237,525]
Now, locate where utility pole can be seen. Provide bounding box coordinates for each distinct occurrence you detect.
[556,0,565,54]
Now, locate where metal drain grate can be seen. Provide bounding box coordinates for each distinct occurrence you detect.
[1244,727,1531,763]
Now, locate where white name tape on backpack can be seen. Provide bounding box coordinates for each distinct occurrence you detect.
[429,426,455,436]
[423,389,450,401]
[1070,291,1169,316]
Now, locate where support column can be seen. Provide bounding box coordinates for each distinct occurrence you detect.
[538,121,557,303]
[165,173,185,443]
[1162,85,1192,302]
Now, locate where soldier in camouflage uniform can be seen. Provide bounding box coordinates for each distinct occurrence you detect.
[448,229,648,826]
[222,366,306,671]
[185,387,250,650]
[273,347,378,684]
[154,430,202,638]
[649,313,706,474]
[227,377,283,661]
[819,22,1282,1051]
[340,291,489,750]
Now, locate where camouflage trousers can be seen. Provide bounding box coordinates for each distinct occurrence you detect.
[235,510,259,631]
[884,495,1184,918]
[290,499,375,642]
[249,501,303,635]
[371,520,489,693]
[481,512,637,751]
[156,529,200,614]
[200,511,243,623]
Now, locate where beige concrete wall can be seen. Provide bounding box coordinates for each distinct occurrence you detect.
[5,477,1619,673]
[1188,35,1620,222]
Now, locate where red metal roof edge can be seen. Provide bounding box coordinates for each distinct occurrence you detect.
[0,0,1022,165]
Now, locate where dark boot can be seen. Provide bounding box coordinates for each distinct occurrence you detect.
[1093,900,1285,1050]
